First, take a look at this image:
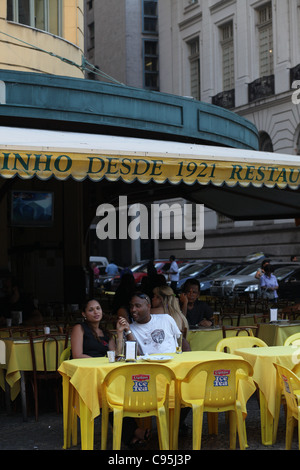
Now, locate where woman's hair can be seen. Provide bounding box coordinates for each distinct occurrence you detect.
[81,298,101,313]
[152,285,189,332]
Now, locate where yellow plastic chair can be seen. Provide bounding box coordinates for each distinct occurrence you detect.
[60,346,71,365]
[293,362,300,377]
[216,336,268,354]
[284,333,300,347]
[101,363,177,450]
[275,364,300,449]
[179,359,253,450]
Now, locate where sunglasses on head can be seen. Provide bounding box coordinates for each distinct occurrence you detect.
[132,292,151,303]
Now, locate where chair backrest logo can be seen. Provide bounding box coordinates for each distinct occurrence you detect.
[132,374,150,392]
[213,369,230,387]
[281,374,291,394]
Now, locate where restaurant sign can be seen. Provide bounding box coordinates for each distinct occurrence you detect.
[1,150,300,189]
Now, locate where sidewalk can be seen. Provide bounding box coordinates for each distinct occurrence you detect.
[0,395,296,451]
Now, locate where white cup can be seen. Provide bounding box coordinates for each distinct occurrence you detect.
[6,318,12,327]
[44,326,50,335]
[107,350,115,363]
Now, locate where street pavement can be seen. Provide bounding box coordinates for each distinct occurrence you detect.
[0,394,297,452]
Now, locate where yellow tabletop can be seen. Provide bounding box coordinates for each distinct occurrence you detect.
[235,345,300,445]
[0,336,68,400]
[258,323,300,346]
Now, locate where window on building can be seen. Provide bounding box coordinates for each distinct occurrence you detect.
[7,0,63,37]
[87,22,95,51]
[143,0,158,33]
[257,2,273,76]
[259,132,273,152]
[188,38,200,100]
[220,22,234,91]
[143,40,159,90]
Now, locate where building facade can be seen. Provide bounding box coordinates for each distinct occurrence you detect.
[84,0,159,90]
[157,0,300,261]
[0,1,84,78]
[0,0,260,307]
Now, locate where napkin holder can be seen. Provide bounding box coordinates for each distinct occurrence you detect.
[125,341,137,362]
[270,308,278,322]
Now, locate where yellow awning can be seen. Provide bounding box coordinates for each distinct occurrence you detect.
[0,126,300,190]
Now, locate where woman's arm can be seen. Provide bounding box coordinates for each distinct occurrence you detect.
[70,324,90,359]
[108,335,116,351]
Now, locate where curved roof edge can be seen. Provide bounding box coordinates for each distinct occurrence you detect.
[0,70,259,150]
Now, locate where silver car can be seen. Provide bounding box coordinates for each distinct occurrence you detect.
[210,263,261,297]
[233,262,300,298]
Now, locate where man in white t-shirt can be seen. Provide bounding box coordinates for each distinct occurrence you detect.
[117,292,181,355]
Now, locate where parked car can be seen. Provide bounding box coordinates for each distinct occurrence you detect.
[108,258,189,290]
[89,256,108,267]
[106,259,150,290]
[211,260,295,298]
[235,263,300,300]
[210,263,262,297]
[177,260,238,291]
[277,265,300,301]
[94,265,123,290]
[198,264,246,295]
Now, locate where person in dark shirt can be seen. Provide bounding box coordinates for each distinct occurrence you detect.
[70,299,151,448]
[71,299,115,358]
[179,279,213,327]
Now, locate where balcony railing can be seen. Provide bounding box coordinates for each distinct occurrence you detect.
[248,75,274,103]
[212,89,235,109]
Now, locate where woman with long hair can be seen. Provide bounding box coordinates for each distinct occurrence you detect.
[71,299,151,448]
[151,285,189,336]
[71,299,116,358]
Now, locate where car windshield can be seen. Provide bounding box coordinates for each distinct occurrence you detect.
[273,266,298,280]
[210,265,241,278]
[179,263,209,276]
[130,262,148,273]
[235,264,260,276]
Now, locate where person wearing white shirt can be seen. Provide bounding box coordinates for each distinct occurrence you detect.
[117,292,181,355]
[167,255,179,293]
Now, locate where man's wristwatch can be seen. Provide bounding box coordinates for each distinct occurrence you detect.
[124,330,132,336]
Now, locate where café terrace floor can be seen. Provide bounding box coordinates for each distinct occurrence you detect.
[0,394,298,451]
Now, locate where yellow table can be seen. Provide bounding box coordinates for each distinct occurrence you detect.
[0,336,68,419]
[235,345,300,445]
[187,328,224,351]
[58,351,256,450]
[258,323,300,346]
[187,324,256,351]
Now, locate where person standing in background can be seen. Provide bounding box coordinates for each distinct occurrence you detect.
[105,260,119,276]
[167,255,179,293]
